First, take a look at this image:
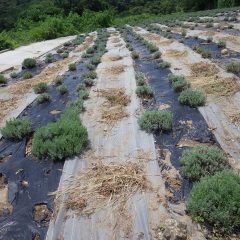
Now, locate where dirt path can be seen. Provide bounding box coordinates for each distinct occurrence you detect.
[0,34,95,135]
[0,35,76,73]
[46,31,205,240]
[133,27,240,168]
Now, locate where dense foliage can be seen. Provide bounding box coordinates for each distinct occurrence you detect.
[0,0,239,50]
[187,170,240,233]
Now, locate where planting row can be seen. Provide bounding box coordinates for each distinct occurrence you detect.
[121,27,240,237]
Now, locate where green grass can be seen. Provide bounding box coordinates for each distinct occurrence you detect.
[22,58,36,69]
[32,105,88,161]
[138,110,173,132]
[33,82,48,94]
[187,170,240,233]
[178,89,206,107]
[181,146,229,181]
[1,118,31,140]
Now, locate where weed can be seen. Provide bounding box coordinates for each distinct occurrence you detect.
[33,82,48,94]
[1,118,31,140]
[54,75,64,85]
[57,85,68,95]
[136,85,154,98]
[36,93,51,104]
[32,105,88,161]
[181,146,229,181]
[69,63,76,71]
[178,89,206,107]
[0,74,7,84]
[22,58,36,69]
[138,110,173,132]
[159,61,171,69]
[226,61,240,74]
[187,170,240,233]
[23,71,33,79]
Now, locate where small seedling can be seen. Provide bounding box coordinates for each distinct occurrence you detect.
[57,85,68,95]
[69,63,76,71]
[33,82,48,94]
[37,93,51,104]
[23,71,33,79]
[1,118,31,140]
[22,58,36,69]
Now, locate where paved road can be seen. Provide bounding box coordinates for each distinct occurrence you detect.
[0,35,76,72]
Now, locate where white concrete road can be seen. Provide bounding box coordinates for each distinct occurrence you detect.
[0,35,76,72]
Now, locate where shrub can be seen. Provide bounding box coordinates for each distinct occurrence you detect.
[32,106,88,161]
[22,58,37,69]
[69,63,76,71]
[0,74,7,84]
[23,71,33,79]
[128,46,134,51]
[1,118,31,140]
[36,93,51,104]
[217,40,226,48]
[205,22,213,28]
[181,29,187,37]
[57,48,64,54]
[181,146,229,181]
[90,55,101,65]
[153,51,162,59]
[178,89,206,107]
[84,71,97,79]
[172,78,190,92]
[131,51,139,59]
[187,170,240,233]
[78,89,89,100]
[83,78,94,87]
[86,63,95,70]
[45,53,54,63]
[207,36,213,43]
[168,74,185,83]
[77,83,87,92]
[54,75,64,85]
[159,61,171,69]
[10,72,18,78]
[136,85,154,99]
[33,82,48,94]
[61,52,69,58]
[57,85,68,95]
[135,72,146,86]
[138,110,173,132]
[147,43,158,52]
[226,61,240,74]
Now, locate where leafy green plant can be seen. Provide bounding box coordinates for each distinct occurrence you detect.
[136,85,154,99]
[54,75,64,85]
[57,85,68,95]
[187,170,240,233]
[1,118,31,140]
[22,58,36,69]
[181,146,229,181]
[33,82,47,94]
[159,61,171,69]
[0,74,7,84]
[178,89,206,107]
[32,105,88,161]
[36,93,51,104]
[69,63,76,71]
[23,71,33,79]
[226,61,240,74]
[138,110,173,132]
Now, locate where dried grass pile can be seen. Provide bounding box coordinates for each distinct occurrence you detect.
[165,49,188,58]
[144,33,160,41]
[111,37,121,43]
[230,112,240,125]
[109,55,124,61]
[159,39,175,46]
[54,162,148,216]
[107,64,126,75]
[190,62,219,77]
